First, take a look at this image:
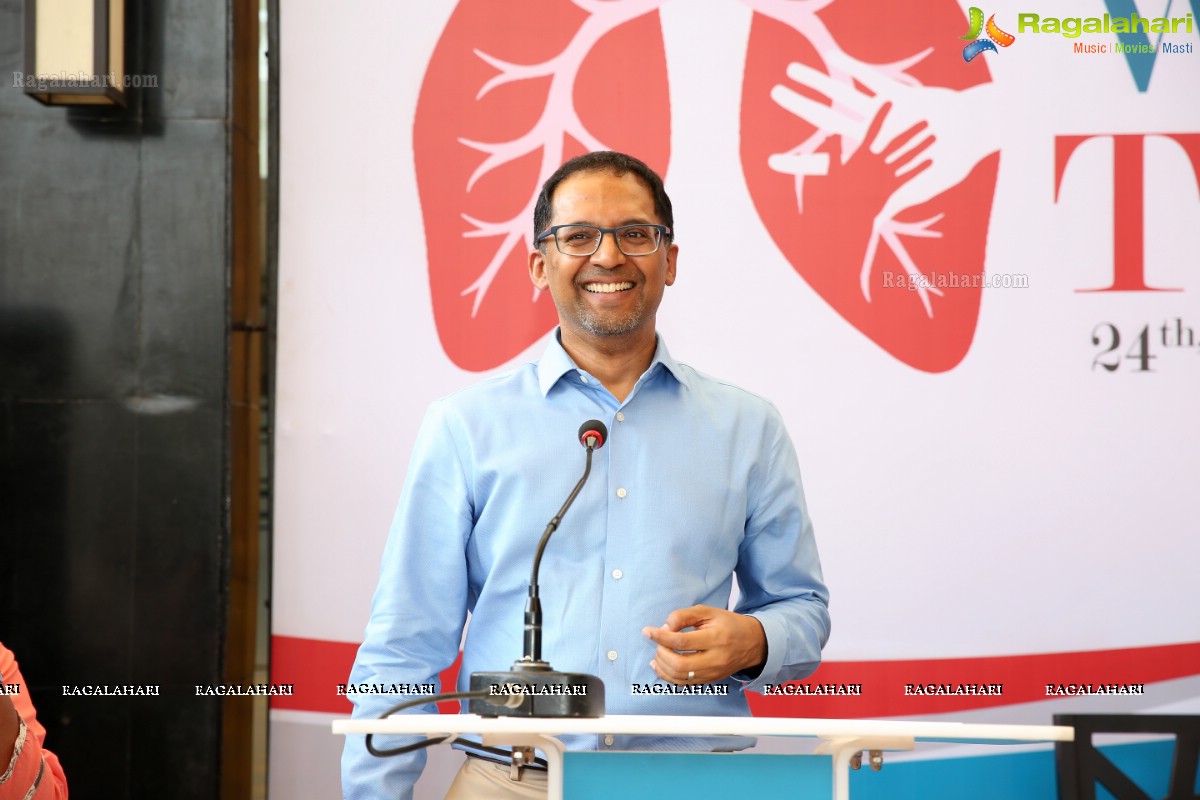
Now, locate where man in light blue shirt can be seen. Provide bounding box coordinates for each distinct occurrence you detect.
[342,151,830,799]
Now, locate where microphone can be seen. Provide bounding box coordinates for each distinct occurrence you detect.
[468,420,608,718]
[578,420,607,450]
[523,420,607,664]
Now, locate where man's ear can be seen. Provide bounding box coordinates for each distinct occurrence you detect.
[529,246,549,290]
[664,242,679,287]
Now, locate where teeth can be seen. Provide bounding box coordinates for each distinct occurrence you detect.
[584,282,634,293]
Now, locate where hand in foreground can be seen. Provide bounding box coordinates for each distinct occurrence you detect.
[642,605,766,686]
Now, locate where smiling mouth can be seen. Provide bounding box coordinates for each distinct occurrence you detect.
[583,282,635,294]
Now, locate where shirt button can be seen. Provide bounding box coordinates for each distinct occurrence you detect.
[604,735,614,746]
[611,568,623,580]
[616,487,627,499]
[579,374,589,383]
[607,650,618,662]
[616,412,625,422]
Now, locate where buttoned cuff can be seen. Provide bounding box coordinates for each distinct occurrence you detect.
[733,613,786,692]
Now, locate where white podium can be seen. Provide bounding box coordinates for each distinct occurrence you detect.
[334,714,1074,799]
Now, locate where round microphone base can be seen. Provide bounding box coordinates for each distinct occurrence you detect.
[467,669,606,718]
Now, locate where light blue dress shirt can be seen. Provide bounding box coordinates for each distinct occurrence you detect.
[342,332,830,800]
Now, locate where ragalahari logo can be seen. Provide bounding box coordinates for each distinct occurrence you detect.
[962,7,1016,61]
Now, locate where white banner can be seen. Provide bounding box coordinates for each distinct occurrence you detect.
[273,1,1200,796]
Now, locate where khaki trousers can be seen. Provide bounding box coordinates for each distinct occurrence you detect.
[444,756,549,799]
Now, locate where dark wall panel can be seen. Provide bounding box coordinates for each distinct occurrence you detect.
[0,0,233,797]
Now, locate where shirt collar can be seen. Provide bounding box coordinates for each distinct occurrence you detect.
[536,328,690,397]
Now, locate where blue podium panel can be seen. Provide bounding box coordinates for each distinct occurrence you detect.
[562,752,833,799]
[843,740,1191,800]
[845,748,1058,800]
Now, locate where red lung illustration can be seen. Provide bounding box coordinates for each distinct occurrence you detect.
[415,1,671,371]
[741,2,999,372]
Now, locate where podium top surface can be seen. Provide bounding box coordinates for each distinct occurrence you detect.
[332,714,1074,743]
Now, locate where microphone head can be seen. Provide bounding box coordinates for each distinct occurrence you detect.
[577,419,608,449]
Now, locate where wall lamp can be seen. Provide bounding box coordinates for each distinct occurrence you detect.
[23,0,127,107]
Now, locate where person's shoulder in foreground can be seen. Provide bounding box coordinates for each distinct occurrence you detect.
[1,641,69,799]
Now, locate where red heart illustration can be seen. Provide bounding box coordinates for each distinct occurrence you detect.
[741,2,999,373]
[415,1,671,371]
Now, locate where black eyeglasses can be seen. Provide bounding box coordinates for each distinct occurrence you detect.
[535,224,671,257]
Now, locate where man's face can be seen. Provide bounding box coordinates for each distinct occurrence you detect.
[529,169,677,345]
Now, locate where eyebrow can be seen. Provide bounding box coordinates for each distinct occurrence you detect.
[558,218,658,227]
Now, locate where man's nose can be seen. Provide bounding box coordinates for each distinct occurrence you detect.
[590,231,626,268]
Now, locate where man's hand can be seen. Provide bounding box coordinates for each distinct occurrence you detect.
[641,605,767,685]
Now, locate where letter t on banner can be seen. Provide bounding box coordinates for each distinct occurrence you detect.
[1055,133,1200,292]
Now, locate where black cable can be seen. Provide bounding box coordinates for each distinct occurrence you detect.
[364,689,552,767]
[459,741,550,769]
[365,690,489,758]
